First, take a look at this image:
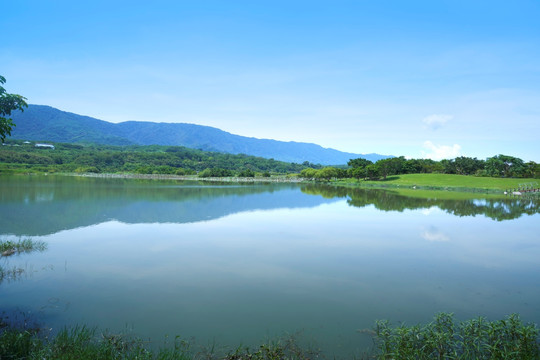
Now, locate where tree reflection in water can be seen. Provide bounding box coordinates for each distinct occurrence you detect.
[301,184,540,221]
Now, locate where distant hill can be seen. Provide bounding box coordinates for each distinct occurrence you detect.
[10,105,391,164]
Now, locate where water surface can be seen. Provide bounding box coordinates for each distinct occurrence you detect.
[1,175,539,357]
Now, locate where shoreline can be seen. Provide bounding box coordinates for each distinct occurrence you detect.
[8,171,537,195]
[67,172,519,195]
[62,172,306,183]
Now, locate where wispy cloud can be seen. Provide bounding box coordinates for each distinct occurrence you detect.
[422,114,453,130]
[422,141,461,160]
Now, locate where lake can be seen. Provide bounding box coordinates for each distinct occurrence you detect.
[1,175,539,357]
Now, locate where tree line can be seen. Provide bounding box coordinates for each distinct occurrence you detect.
[301,155,540,180]
[0,141,320,176]
[2,141,538,180]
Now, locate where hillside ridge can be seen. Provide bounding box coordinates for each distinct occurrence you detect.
[10,104,391,164]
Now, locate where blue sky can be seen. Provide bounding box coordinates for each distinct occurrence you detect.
[2,0,539,161]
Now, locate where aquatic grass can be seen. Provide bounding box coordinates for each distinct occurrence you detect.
[0,265,26,283]
[0,328,43,359]
[0,237,47,255]
[222,334,319,360]
[0,325,157,360]
[1,314,539,359]
[373,313,540,360]
[1,237,48,284]
[0,323,318,360]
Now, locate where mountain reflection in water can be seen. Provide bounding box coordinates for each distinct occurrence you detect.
[0,175,339,236]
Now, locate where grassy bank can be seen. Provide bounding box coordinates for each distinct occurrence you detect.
[334,173,538,193]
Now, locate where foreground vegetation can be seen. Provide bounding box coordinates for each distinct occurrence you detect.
[1,313,538,359]
[375,313,539,359]
[0,325,319,360]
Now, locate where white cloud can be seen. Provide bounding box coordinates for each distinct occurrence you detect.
[422,114,453,130]
[422,141,461,160]
[421,228,450,242]
[421,207,440,216]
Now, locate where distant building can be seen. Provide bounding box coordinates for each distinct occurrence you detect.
[35,143,55,149]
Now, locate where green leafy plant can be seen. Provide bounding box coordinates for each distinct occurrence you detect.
[0,75,28,142]
[373,313,540,359]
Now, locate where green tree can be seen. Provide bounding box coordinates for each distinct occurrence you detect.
[348,157,373,179]
[375,157,405,179]
[403,158,439,174]
[454,156,484,175]
[524,161,540,179]
[348,157,373,169]
[0,76,28,142]
[315,167,341,181]
[365,164,381,180]
[237,168,255,177]
[300,168,318,179]
[348,167,366,180]
[403,159,424,174]
[441,159,456,174]
[485,155,526,178]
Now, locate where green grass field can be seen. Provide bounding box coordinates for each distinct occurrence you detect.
[337,174,538,193]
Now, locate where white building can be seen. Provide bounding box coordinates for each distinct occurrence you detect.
[35,143,55,149]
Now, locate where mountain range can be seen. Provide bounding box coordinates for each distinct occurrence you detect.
[10,104,391,164]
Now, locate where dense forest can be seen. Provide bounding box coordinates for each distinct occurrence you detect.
[0,140,320,176]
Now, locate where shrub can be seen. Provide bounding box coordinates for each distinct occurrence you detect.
[237,169,255,177]
[198,168,233,178]
[74,166,99,173]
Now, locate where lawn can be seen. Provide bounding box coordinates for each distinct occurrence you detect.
[339,174,538,192]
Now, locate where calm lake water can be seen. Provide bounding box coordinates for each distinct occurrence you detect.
[1,175,540,357]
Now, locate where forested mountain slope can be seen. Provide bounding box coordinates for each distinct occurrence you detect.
[11,105,391,164]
